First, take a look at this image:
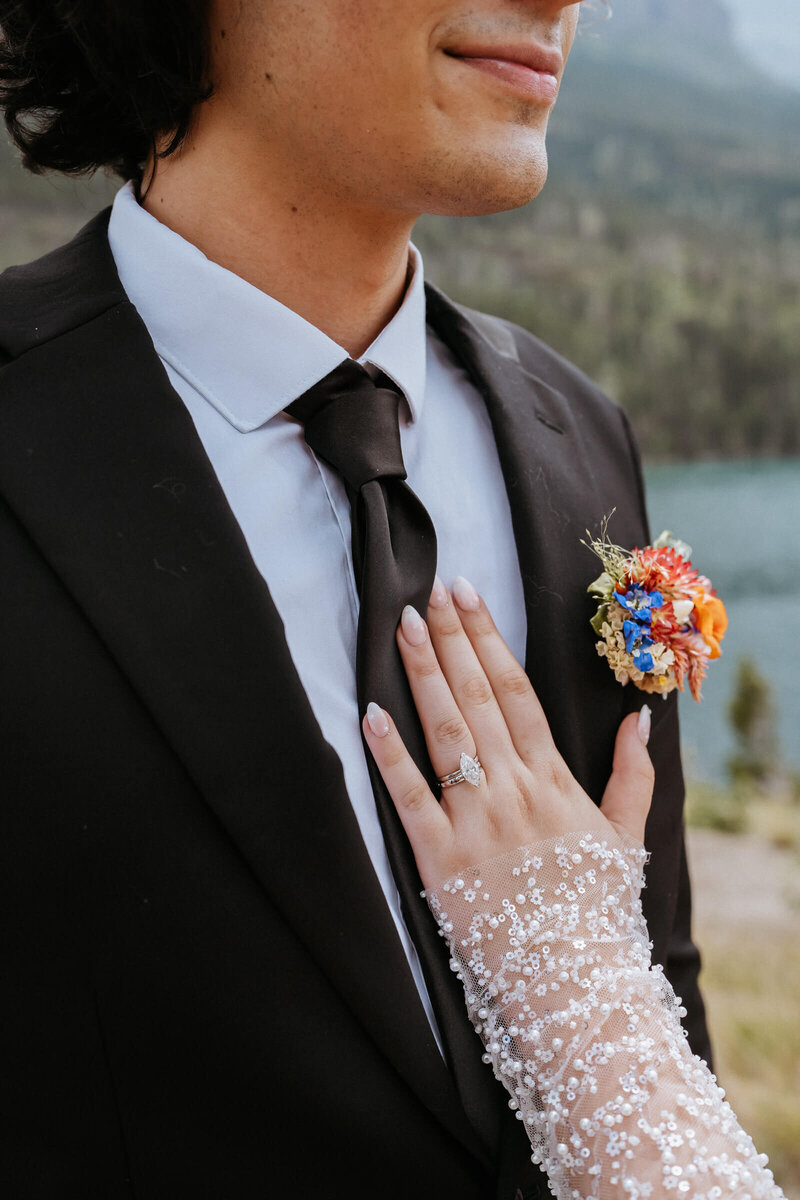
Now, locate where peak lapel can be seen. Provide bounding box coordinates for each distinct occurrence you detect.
[0,225,482,1159]
[425,284,637,792]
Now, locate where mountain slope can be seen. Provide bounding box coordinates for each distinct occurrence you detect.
[414,1,800,460]
[550,0,800,238]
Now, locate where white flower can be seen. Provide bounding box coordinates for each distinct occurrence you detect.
[672,598,694,627]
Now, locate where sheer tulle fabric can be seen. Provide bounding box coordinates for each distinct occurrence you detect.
[426,832,783,1200]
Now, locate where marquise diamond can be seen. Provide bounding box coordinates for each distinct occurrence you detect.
[460,753,482,788]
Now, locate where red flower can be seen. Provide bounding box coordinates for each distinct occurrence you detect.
[670,630,712,701]
[630,545,701,598]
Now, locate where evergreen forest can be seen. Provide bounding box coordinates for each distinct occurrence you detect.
[415,1,800,461]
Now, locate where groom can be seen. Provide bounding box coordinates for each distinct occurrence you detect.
[0,1,710,1196]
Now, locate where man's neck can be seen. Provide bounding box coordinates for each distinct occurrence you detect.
[142,126,417,360]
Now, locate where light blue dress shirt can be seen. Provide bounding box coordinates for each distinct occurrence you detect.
[108,180,527,1052]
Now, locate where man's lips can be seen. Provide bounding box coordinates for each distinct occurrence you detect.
[445,43,563,103]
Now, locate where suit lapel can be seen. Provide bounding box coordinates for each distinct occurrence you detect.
[425,284,639,794]
[0,221,481,1159]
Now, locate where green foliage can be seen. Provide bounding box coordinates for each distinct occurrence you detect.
[685,782,748,834]
[686,782,800,852]
[726,656,780,787]
[413,22,800,462]
[729,658,775,740]
[415,224,800,461]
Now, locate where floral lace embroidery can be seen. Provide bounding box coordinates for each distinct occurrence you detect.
[426,831,783,1200]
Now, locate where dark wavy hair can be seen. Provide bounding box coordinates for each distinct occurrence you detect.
[0,1,213,183]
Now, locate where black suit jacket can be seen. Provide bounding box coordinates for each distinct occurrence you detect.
[0,211,710,1199]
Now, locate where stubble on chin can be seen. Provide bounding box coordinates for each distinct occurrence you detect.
[413,144,550,218]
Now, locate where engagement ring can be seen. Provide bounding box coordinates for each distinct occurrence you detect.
[438,753,482,790]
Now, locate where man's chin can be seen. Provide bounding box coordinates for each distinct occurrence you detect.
[423,160,549,219]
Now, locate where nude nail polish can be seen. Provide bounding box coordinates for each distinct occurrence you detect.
[429,576,448,609]
[366,702,390,737]
[401,605,427,646]
[452,576,480,612]
[638,705,652,746]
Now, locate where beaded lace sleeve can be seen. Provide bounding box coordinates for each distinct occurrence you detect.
[426,831,783,1200]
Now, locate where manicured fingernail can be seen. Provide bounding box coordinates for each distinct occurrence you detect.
[366,701,390,737]
[429,575,448,609]
[452,576,480,612]
[638,705,651,746]
[401,604,427,646]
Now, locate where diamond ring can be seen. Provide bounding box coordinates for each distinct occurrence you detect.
[438,752,482,790]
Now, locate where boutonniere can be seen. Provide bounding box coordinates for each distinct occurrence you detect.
[584,519,728,701]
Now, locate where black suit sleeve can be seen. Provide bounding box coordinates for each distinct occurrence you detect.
[645,689,714,1068]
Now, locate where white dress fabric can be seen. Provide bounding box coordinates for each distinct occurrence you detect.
[427,830,783,1200]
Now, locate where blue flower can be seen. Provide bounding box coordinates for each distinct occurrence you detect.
[624,619,647,654]
[614,585,664,620]
[614,584,665,677]
[624,618,656,674]
[633,648,655,672]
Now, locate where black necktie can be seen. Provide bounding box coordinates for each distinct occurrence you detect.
[286,359,502,1157]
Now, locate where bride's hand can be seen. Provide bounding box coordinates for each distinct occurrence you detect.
[362,576,654,891]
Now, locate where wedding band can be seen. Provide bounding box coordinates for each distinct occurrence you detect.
[438,752,482,790]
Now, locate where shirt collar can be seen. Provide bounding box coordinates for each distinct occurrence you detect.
[107,181,427,433]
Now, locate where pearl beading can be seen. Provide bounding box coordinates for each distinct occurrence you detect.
[426,831,783,1200]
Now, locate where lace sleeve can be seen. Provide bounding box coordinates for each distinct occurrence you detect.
[425,831,784,1200]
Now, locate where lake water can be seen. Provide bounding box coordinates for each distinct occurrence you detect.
[644,458,800,783]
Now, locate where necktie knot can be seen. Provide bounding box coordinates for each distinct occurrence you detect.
[286,359,406,493]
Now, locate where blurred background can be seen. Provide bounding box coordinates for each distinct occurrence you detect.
[2,0,798,1190]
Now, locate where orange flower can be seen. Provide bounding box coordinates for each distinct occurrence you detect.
[693,591,728,660]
